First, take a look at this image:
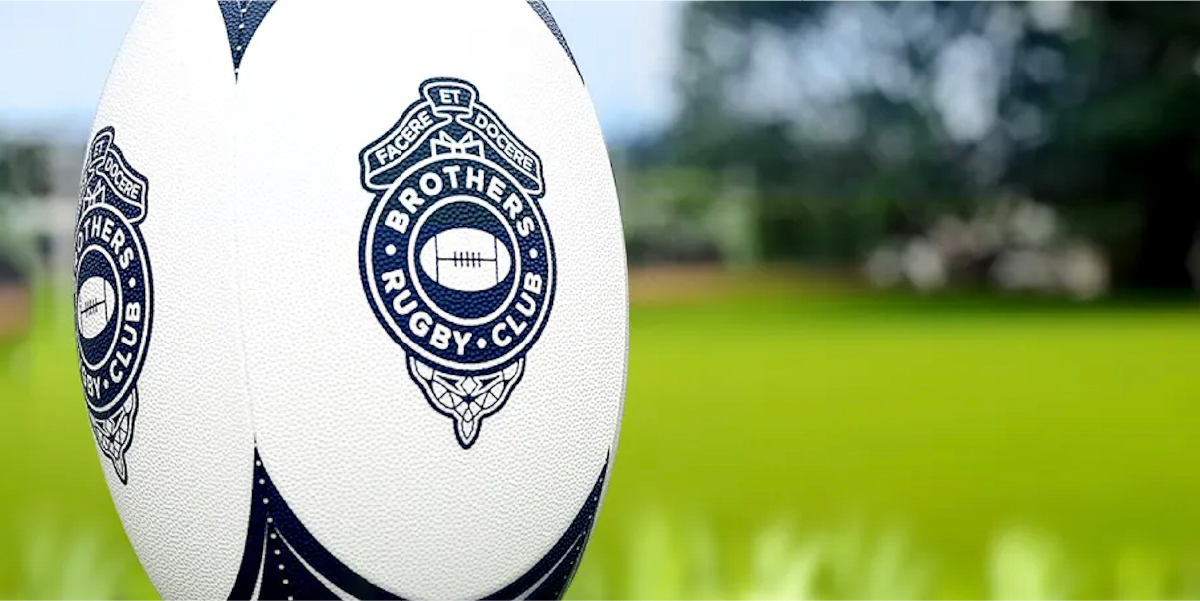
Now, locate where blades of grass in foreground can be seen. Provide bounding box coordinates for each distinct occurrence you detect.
[740,518,823,600]
[15,517,127,601]
[567,514,1200,600]
[8,508,1200,600]
[987,525,1075,600]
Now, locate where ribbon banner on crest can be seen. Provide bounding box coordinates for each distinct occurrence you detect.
[359,78,544,197]
[80,129,149,223]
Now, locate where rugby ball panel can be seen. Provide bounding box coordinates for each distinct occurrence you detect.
[418,227,513,292]
[85,3,254,598]
[232,1,624,597]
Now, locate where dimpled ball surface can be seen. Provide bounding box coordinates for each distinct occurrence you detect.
[77,2,627,599]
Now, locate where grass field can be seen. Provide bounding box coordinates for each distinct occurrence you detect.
[2,280,1199,599]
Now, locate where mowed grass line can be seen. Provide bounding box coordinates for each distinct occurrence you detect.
[3,289,1200,599]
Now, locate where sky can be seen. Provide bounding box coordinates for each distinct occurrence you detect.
[0,1,682,143]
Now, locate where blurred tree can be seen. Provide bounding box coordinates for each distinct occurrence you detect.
[0,141,54,199]
[666,0,1200,293]
[0,140,52,274]
[1007,3,1200,292]
[668,1,990,264]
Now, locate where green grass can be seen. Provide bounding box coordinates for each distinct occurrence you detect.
[3,285,1200,599]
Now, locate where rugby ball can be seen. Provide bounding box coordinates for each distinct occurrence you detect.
[76,276,117,340]
[74,2,627,600]
[418,227,513,292]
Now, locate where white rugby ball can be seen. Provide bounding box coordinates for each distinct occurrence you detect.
[418,227,513,292]
[74,2,628,600]
[77,275,117,340]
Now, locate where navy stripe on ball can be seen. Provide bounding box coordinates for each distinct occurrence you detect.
[218,1,276,78]
[527,1,583,82]
[229,448,609,600]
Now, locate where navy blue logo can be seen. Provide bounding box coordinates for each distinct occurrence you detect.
[74,126,153,484]
[359,78,555,448]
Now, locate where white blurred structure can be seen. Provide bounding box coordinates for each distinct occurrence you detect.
[901,238,947,293]
[3,142,81,279]
[864,196,1110,300]
[9,195,75,273]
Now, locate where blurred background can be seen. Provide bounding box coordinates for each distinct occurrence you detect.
[2,1,1199,599]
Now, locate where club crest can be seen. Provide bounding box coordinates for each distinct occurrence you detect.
[74,126,153,483]
[359,78,556,448]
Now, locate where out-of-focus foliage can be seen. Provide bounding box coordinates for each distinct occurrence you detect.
[0,142,53,200]
[617,165,758,265]
[0,139,55,276]
[1010,3,1200,291]
[625,1,1200,294]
